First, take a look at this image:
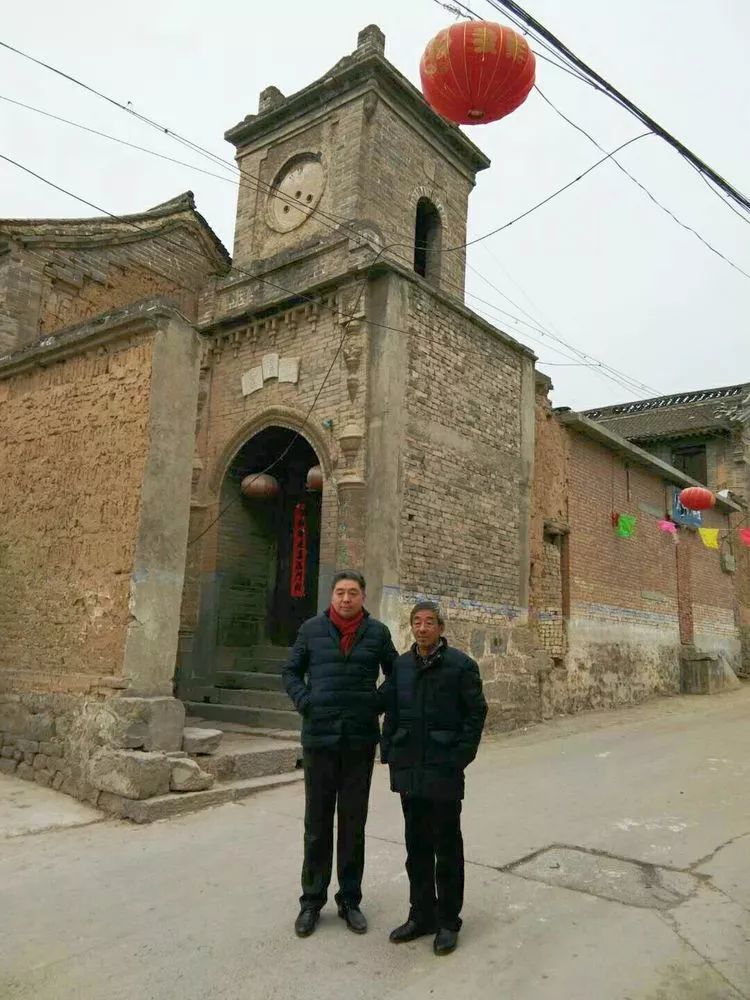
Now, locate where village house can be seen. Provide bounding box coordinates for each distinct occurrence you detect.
[0,26,745,818]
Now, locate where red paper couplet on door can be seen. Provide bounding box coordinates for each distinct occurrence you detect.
[290,502,307,598]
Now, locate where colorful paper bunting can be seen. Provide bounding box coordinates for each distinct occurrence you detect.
[697,527,720,550]
[615,514,636,538]
[657,520,678,535]
[739,527,750,547]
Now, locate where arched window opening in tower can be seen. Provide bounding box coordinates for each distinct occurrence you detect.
[414,198,442,285]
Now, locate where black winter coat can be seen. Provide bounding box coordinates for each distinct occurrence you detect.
[282,610,398,749]
[379,642,488,800]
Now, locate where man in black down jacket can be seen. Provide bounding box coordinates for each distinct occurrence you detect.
[380,601,487,956]
[283,570,398,939]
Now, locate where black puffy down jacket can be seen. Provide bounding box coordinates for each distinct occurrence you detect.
[283,610,398,749]
[379,643,487,800]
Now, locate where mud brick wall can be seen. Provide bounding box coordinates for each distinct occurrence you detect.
[0,337,154,693]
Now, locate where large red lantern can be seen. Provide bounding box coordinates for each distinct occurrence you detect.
[419,21,536,126]
[679,486,715,512]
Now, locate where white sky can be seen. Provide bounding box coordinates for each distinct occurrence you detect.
[2,0,748,410]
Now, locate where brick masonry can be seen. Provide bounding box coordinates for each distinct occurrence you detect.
[1,23,748,791]
[531,383,744,714]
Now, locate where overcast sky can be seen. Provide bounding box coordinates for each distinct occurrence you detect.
[2,1,748,409]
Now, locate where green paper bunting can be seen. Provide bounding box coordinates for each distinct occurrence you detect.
[615,514,636,538]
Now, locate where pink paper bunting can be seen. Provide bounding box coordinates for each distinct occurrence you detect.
[739,527,750,547]
[657,520,678,535]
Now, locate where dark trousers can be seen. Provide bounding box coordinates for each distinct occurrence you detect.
[300,744,375,911]
[401,795,464,931]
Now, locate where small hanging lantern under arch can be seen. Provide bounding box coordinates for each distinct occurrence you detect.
[241,472,280,499]
[679,486,715,512]
[306,465,323,492]
[419,21,536,126]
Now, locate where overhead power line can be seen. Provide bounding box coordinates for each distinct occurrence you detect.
[0,82,662,397]
[532,86,750,283]
[437,0,750,278]
[1,147,658,398]
[481,0,750,216]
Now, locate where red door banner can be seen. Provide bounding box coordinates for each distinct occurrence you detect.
[290,501,307,598]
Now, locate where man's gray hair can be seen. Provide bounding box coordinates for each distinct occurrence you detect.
[409,600,445,626]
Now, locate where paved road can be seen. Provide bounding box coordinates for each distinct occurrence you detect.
[2,687,750,999]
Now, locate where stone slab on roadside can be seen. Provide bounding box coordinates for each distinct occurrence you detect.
[0,773,102,839]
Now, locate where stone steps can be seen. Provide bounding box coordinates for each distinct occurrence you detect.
[183,701,302,732]
[213,688,291,712]
[215,671,285,691]
[99,771,304,824]
[231,658,286,675]
[193,733,301,783]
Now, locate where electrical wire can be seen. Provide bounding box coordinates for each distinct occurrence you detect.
[184,239,392,547]
[442,0,750,278]
[459,131,652,249]
[533,86,750,282]
[0,113,660,397]
[0,39,677,395]
[481,0,750,215]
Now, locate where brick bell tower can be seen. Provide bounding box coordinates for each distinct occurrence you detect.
[221,24,490,314]
[184,25,537,728]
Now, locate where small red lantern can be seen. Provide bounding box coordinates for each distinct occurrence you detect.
[306,465,323,492]
[679,486,715,512]
[419,21,536,126]
[240,472,280,499]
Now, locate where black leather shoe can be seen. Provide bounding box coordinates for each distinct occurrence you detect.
[338,904,367,934]
[433,927,459,955]
[389,918,437,943]
[294,908,320,937]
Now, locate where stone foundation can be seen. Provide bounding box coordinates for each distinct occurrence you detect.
[0,691,210,809]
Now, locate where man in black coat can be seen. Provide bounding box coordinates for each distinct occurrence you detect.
[283,570,398,938]
[380,601,487,956]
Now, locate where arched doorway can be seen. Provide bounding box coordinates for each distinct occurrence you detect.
[216,426,322,651]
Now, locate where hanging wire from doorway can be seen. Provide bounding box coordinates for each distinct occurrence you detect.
[184,243,393,548]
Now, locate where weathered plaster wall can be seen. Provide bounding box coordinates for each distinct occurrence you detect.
[0,335,153,694]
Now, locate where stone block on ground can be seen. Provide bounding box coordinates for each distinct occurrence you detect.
[101,697,186,752]
[170,758,215,793]
[182,727,223,755]
[88,749,171,800]
[681,651,741,695]
[97,792,128,818]
[16,762,34,781]
[34,769,53,788]
[0,758,18,775]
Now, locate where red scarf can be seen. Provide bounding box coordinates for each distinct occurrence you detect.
[328,606,365,655]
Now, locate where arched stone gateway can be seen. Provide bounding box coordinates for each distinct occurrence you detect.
[177,423,337,722]
[217,425,323,648]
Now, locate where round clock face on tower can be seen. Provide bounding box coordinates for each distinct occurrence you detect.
[267,153,326,233]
